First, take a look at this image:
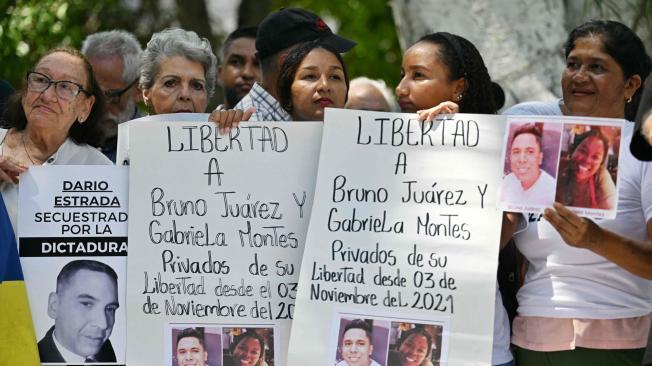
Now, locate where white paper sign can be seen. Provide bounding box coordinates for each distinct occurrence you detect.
[288,109,505,366]
[18,165,129,365]
[497,115,624,220]
[126,119,321,366]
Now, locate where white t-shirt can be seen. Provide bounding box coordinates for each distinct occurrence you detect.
[500,170,555,205]
[0,129,112,233]
[502,106,652,318]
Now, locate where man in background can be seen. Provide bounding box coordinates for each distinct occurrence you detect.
[82,30,143,162]
[217,26,261,110]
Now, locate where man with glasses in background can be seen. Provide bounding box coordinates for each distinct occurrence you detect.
[82,30,143,162]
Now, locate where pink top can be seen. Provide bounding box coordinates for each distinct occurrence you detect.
[512,315,651,351]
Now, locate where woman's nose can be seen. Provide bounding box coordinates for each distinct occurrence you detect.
[179,84,191,100]
[317,75,331,91]
[396,79,408,97]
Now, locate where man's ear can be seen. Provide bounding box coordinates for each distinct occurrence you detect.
[47,292,59,320]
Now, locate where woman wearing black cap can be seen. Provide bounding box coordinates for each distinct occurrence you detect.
[211,7,355,130]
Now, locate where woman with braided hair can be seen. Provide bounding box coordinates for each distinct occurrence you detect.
[395,32,513,366]
[395,32,496,120]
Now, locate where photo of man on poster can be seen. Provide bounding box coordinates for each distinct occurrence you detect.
[38,260,119,363]
[500,123,557,206]
[176,328,209,366]
[337,319,382,366]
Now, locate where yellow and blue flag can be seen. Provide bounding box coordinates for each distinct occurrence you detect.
[0,194,39,365]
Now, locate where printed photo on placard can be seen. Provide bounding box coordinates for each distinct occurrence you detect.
[387,322,444,366]
[498,116,623,219]
[555,123,621,214]
[498,120,562,211]
[28,257,127,365]
[329,313,450,366]
[18,166,129,365]
[170,326,222,366]
[222,327,275,366]
[333,317,389,366]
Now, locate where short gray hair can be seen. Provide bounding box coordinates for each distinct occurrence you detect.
[140,28,217,96]
[349,77,398,112]
[81,30,142,84]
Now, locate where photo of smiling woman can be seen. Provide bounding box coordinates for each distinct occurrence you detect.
[222,327,273,366]
[386,323,442,366]
[556,123,620,210]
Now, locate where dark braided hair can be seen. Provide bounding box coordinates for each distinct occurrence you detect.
[417,33,496,114]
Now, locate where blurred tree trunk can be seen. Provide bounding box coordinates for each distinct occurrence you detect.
[175,0,213,39]
[391,0,565,109]
[390,0,651,110]
[238,0,272,27]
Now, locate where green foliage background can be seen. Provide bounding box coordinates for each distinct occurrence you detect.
[0,0,402,101]
[271,0,402,87]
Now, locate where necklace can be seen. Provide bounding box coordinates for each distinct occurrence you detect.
[21,132,36,164]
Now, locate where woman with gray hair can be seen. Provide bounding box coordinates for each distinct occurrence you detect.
[140,28,217,114]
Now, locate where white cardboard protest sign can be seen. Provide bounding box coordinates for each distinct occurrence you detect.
[116,113,205,166]
[18,165,129,365]
[288,109,505,366]
[126,119,321,366]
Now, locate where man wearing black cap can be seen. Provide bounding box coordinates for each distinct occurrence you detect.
[211,7,355,125]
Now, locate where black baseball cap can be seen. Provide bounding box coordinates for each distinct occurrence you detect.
[256,8,356,60]
[631,80,652,161]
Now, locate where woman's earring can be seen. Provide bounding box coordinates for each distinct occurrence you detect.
[627,96,633,103]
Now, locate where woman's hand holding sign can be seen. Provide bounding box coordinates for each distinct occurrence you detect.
[545,202,652,280]
[543,202,604,250]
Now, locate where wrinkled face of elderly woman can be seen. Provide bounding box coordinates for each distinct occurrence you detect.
[22,52,95,135]
[143,56,208,114]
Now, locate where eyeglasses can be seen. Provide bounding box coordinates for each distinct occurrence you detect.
[26,71,91,100]
[104,78,138,105]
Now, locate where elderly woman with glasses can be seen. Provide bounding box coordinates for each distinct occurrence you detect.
[0,47,111,230]
[139,28,217,115]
